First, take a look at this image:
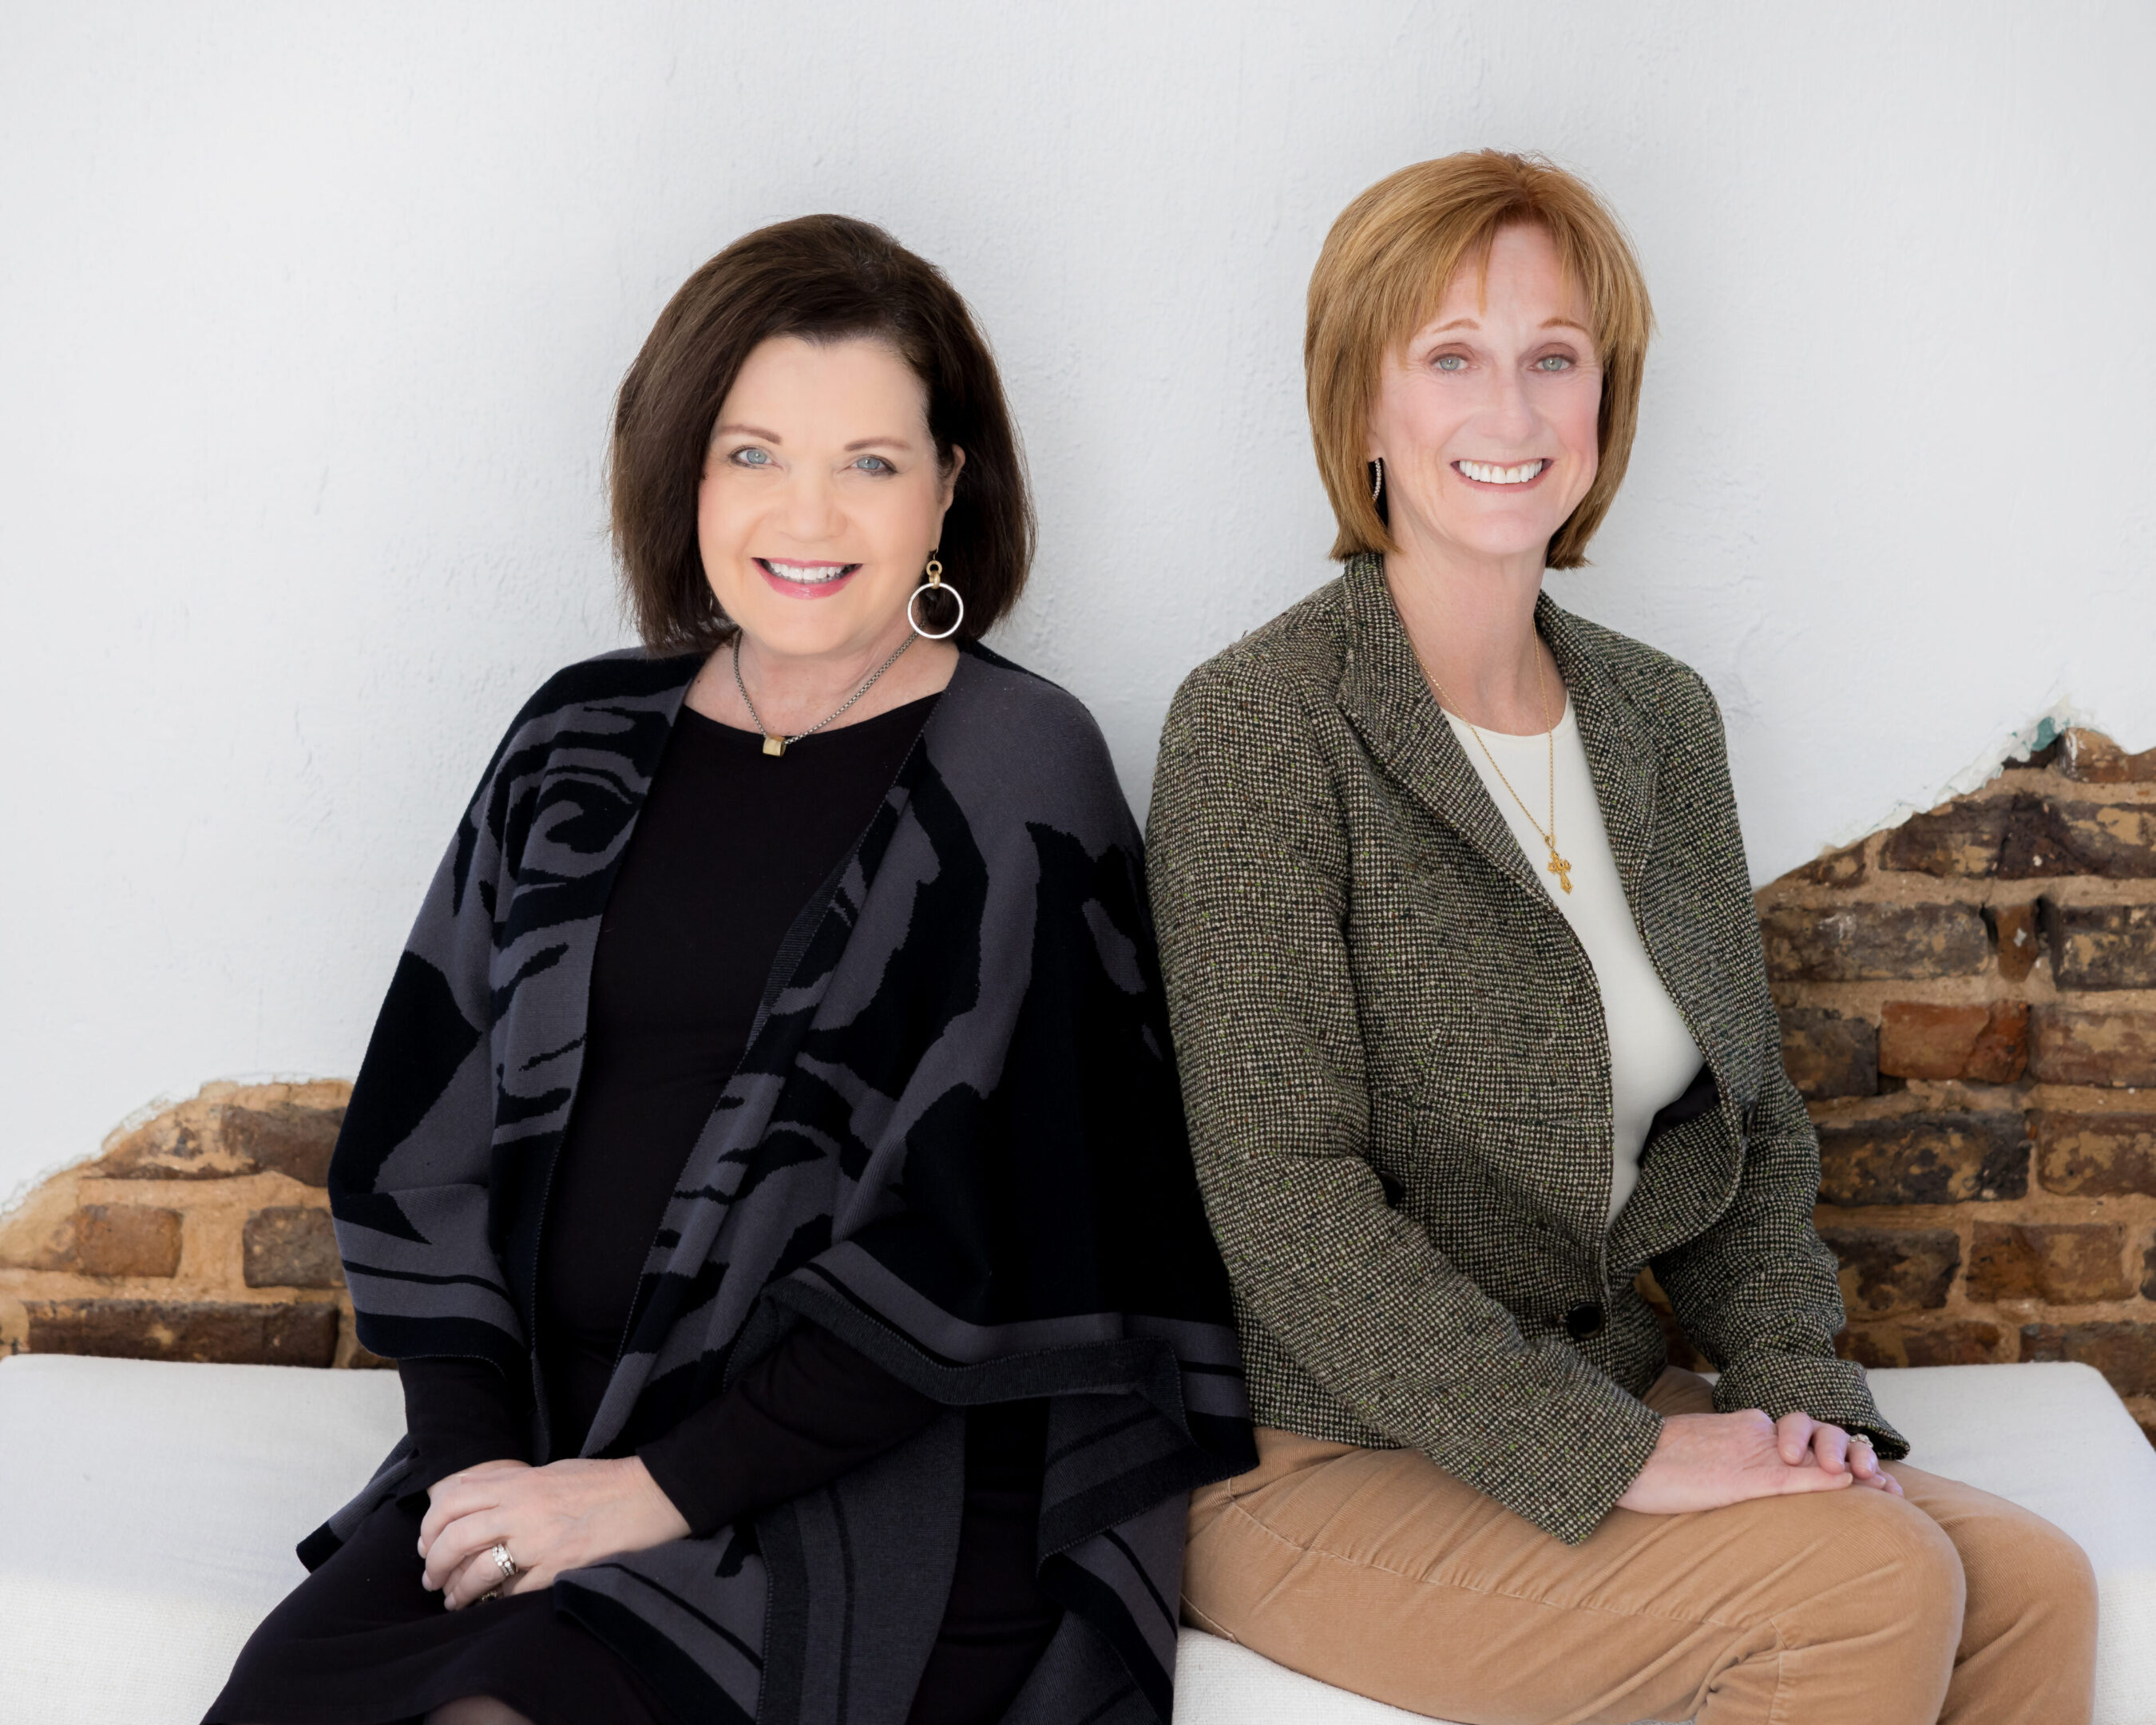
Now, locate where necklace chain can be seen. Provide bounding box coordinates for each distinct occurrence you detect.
[732,632,915,758]
[1428,649,1575,895]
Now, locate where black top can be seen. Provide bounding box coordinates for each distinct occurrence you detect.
[402,692,1044,1533]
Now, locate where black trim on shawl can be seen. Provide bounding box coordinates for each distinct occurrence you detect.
[313,644,1254,1724]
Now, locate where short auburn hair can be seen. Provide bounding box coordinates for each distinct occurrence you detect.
[1306,150,1654,569]
[611,215,1033,652]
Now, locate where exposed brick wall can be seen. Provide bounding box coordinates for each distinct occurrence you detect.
[1761,728,2156,1444]
[0,1081,379,1368]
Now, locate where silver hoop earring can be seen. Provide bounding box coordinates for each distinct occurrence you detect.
[1369,458,1385,505]
[907,553,964,640]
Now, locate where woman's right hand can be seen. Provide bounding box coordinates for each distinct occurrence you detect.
[1616,1410,1881,1515]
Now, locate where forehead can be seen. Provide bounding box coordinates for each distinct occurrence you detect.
[1421,222,1591,332]
[721,333,929,420]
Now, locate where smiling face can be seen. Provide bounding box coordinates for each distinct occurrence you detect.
[698,334,961,663]
[1367,221,1604,573]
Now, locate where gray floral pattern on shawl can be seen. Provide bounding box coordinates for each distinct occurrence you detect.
[311,643,1254,1725]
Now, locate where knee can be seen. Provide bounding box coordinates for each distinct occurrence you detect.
[1964,1502,2099,1645]
[1817,1493,1968,1659]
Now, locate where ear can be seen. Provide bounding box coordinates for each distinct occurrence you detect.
[938,446,966,512]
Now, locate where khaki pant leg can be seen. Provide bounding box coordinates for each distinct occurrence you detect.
[1885,1463,2097,1725]
[1184,1371,1965,1725]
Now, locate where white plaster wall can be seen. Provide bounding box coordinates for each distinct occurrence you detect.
[3,2,2152,1204]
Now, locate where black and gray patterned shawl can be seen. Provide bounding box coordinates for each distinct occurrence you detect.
[311,642,1254,1725]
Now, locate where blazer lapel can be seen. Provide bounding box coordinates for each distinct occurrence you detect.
[1538,595,1660,896]
[1334,554,1551,905]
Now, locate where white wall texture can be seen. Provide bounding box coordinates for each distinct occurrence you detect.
[3,2,2153,1208]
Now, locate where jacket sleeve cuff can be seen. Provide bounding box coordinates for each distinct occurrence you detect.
[1422,1374,1667,1546]
[1712,1350,1909,1460]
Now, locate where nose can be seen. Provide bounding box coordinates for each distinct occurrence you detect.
[776,466,845,541]
[1474,363,1539,446]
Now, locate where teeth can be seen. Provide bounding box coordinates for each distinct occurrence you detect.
[762,560,854,585]
[1457,460,1546,486]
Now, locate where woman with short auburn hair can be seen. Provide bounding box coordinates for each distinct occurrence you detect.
[1147,151,2096,1722]
[209,213,1251,1725]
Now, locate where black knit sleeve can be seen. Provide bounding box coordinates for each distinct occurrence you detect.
[398,1356,533,1493]
[636,1323,940,1539]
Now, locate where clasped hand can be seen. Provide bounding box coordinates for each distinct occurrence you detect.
[1616,1409,1904,1516]
[418,1457,691,1610]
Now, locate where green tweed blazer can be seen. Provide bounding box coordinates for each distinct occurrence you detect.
[1146,553,1904,1545]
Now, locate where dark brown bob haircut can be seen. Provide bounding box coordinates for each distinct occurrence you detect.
[611,214,1033,652]
[1307,150,1654,569]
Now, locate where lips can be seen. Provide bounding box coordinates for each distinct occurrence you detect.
[1453,459,1550,487]
[756,557,860,597]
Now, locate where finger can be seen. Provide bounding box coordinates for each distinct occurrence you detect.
[442,1551,493,1612]
[420,1472,517,1552]
[1810,1425,1852,1475]
[1774,1463,1856,1495]
[423,1514,511,1593]
[1775,1410,1817,1465]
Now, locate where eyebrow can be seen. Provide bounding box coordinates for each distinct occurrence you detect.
[1427,316,1591,335]
[710,424,920,454]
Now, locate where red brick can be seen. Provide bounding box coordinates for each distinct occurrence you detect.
[1988,902,2042,982]
[71,1205,182,1279]
[2020,1321,2156,1398]
[1818,1111,2030,1206]
[2029,1005,2156,1088]
[1838,1321,2005,1368]
[217,1104,343,1187]
[1968,1223,2131,1303]
[2035,1112,2156,1197]
[26,1299,338,1366]
[2061,730,2156,783]
[1789,844,1867,886]
[2040,900,2156,991]
[242,1208,344,1289]
[1778,1007,1878,1099]
[1760,904,1990,982]
[1880,795,2075,878]
[1879,1000,2028,1084]
[1818,1227,1960,1315]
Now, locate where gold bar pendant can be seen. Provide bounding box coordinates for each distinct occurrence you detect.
[763,734,787,757]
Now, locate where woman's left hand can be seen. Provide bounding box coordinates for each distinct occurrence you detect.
[1775,1411,1904,1497]
[418,1456,692,1609]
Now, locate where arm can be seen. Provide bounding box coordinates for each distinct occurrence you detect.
[1147,661,1664,1544]
[398,1357,533,1491]
[421,1323,945,1605]
[1647,680,1906,1457]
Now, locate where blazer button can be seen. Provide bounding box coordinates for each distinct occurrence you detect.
[1564,1302,1604,1338]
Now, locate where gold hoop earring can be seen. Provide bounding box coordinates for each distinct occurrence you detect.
[1369,458,1385,505]
[907,552,965,640]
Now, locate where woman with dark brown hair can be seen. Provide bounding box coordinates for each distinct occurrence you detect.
[207,215,1251,1725]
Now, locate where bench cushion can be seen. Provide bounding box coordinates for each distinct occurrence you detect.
[0,1355,2148,1723]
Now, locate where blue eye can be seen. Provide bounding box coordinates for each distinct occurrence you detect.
[852,455,895,475]
[1433,354,1467,372]
[1535,355,1575,371]
[730,447,775,467]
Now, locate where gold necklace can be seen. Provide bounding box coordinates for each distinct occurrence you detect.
[732,633,914,757]
[1430,651,1575,894]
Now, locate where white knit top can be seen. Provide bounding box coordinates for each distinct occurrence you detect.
[1445,699,1702,1224]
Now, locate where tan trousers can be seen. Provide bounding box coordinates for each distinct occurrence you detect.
[1184,1370,2096,1725]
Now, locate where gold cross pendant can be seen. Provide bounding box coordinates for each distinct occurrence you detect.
[1547,846,1575,894]
[762,734,787,758]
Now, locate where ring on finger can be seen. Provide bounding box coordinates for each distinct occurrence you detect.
[488,1543,519,1588]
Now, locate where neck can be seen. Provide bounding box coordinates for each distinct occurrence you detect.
[1381,525,1558,736]
[685,616,961,739]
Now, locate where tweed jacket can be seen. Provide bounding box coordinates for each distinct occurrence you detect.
[1146,553,1903,1546]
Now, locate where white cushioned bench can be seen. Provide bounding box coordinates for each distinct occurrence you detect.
[0,1355,2150,1723]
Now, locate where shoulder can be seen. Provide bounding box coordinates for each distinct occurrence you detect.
[929,643,1135,842]
[505,646,702,737]
[1167,575,1350,727]
[1546,604,1722,739]
[474,647,701,793]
